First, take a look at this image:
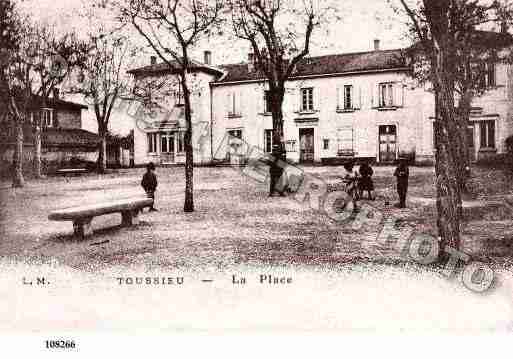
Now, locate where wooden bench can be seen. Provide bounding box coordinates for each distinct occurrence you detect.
[48,197,154,238]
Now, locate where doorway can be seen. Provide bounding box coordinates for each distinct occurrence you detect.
[378,125,397,163]
[299,128,315,163]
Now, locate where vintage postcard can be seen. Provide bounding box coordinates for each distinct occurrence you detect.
[1,0,513,353]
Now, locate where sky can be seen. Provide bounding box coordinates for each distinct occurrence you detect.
[18,0,412,66]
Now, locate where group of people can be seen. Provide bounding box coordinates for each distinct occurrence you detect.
[142,156,411,213]
[341,158,410,212]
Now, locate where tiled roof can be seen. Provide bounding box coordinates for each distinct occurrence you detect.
[216,49,409,84]
[128,58,224,76]
[29,96,88,111]
[128,30,513,85]
[42,128,101,148]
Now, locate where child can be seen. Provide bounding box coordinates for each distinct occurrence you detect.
[342,161,359,212]
[141,162,158,212]
[393,157,409,208]
[358,160,375,200]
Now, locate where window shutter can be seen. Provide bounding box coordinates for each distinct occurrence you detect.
[495,63,506,87]
[258,90,264,113]
[336,86,342,110]
[236,91,242,115]
[226,92,232,115]
[354,85,362,109]
[371,83,379,108]
[52,109,58,128]
[293,88,299,112]
[315,87,321,111]
[394,84,404,107]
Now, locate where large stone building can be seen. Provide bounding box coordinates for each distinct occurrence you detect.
[126,34,513,166]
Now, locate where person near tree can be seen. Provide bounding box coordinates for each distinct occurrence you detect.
[358,160,375,200]
[141,162,158,211]
[269,144,286,197]
[342,161,359,212]
[393,157,409,208]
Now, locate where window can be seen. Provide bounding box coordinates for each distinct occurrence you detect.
[177,131,185,152]
[175,83,184,106]
[264,129,274,153]
[301,87,314,112]
[228,129,242,139]
[480,120,495,148]
[344,85,352,110]
[487,62,496,87]
[228,92,241,117]
[264,91,272,113]
[379,83,394,107]
[466,126,475,148]
[40,108,53,128]
[147,133,158,153]
[323,139,330,150]
[337,127,354,154]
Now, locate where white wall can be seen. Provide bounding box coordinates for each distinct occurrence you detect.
[212,71,437,163]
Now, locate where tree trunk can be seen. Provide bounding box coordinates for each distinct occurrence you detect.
[434,78,462,251]
[33,122,43,178]
[12,120,25,188]
[455,92,472,193]
[271,87,286,157]
[97,134,107,174]
[181,73,194,213]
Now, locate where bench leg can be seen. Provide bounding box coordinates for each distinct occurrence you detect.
[121,210,139,227]
[73,218,93,238]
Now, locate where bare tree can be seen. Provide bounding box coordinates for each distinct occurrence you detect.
[0,1,28,187]
[230,0,334,191]
[70,33,132,173]
[112,0,224,212]
[396,0,512,251]
[27,23,86,178]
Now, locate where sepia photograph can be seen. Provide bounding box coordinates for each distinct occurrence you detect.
[1,0,513,353]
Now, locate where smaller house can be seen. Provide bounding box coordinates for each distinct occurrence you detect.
[0,92,101,176]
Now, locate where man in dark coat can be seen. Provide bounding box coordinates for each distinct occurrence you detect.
[141,162,158,211]
[269,144,286,197]
[393,157,409,208]
[358,161,375,200]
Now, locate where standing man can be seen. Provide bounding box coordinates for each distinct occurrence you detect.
[141,162,158,212]
[269,144,286,197]
[393,157,409,208]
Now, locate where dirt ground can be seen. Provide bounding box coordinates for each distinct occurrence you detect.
[2,165,513,332]
[1,165,513,271]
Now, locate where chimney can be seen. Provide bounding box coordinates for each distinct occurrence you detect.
[150,56,157,65]
[248,52,254,72]
[374,39,380,51]
[204,50,212,65]
[53,87,60,100]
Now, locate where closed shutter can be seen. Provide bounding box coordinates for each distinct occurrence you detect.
[394,83,404,107]
[315,86,321,111]
[371,83,379,108]
[292,88,299,112]
[258,89,264,114]
[354,85,362,110]
[236,91,242,116]
[336,86,343,110]
[495,63,506,87]
[337,127,354,154]
[226,92,232,115]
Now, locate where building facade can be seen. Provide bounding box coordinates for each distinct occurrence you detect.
[127,36,513,167]
[0,94,100,176]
